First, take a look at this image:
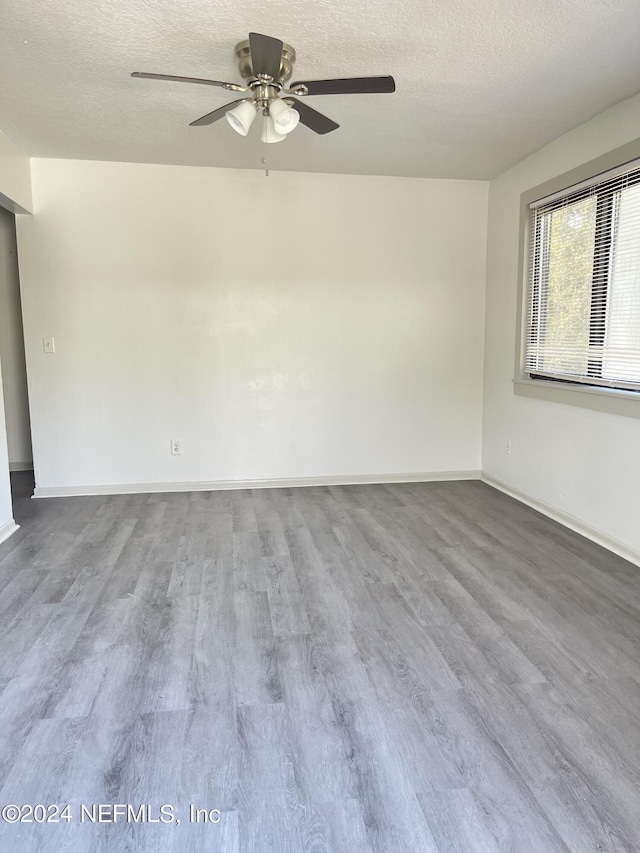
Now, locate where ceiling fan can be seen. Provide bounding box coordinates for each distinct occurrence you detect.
[131,31,395,143]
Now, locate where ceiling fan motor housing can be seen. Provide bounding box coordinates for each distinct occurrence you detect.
[234,40,297,87]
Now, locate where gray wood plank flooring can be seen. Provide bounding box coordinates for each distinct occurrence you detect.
[1,473,640,851]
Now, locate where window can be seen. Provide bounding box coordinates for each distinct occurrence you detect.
[525,160,640,393]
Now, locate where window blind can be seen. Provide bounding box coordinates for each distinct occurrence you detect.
[525,159,640,393]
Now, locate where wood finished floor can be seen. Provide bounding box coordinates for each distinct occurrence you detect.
[1,475,640,852]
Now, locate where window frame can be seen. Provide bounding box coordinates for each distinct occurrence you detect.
[514,138,640,420]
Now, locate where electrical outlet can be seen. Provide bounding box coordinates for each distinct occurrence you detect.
[43,336,55,354]
[171,438,183,456]
[505,438,511,455]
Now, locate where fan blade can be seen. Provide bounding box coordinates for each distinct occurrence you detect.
[290,76,396,96]
[287,99,339,135]
[249,32,283,81]
[189,99,247,127]
[131,72,246,92]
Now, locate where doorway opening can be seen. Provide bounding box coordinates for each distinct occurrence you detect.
[0,205,34,518]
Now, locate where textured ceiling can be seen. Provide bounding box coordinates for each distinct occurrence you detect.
[1,0,640,179]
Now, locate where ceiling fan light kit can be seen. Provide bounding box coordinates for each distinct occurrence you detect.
[261,115,286,143]
[132,32,396,144]
[225,99,258,136]
[268,97,300,135]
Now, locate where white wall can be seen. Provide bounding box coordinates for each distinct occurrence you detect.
[483,92,640,558]
[17,159,488,493]
[0,130,32,215]
[0,207,32,470]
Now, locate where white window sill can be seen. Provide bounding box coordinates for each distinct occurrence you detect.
[513,377,640,419]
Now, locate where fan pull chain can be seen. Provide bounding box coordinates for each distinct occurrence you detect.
[260,112,270,176]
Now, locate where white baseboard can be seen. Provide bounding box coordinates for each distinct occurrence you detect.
[481,472,640,568]
[32,469,482,499]
[9,462,33,472]
[0,519,20,546]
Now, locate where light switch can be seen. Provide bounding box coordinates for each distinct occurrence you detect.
[43,336,56,354]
